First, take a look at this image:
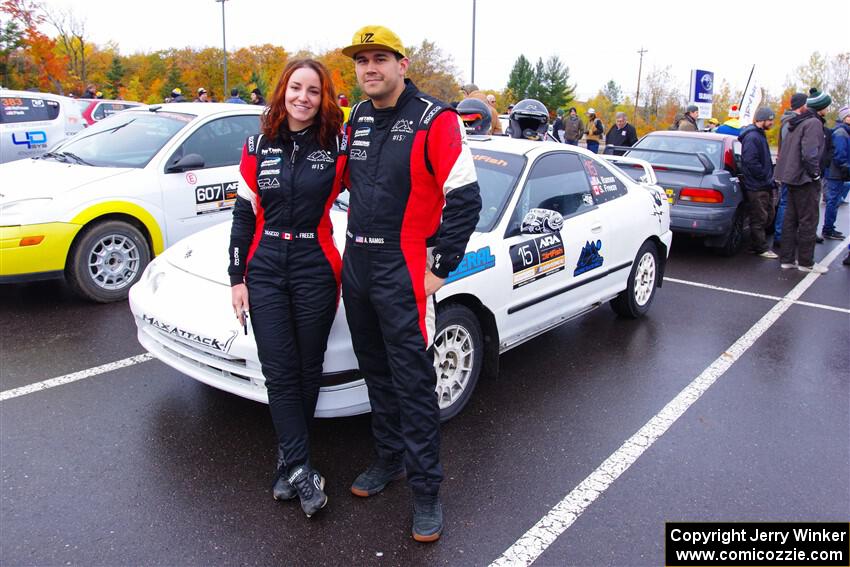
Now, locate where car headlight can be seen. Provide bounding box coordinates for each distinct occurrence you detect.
[143,256,167,293]
[0,198,54,226]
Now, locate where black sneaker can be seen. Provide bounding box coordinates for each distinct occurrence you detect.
[412,494,443,542]
[816,235,825,244]
[272,447,296,501]
[350,458,405,497]
[823,230,845,240]
[288,465,327,518]
[843,252,850,266]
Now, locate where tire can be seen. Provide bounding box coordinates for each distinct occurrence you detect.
[66,220,151,303]
[716,207,745,257]
[610,240,659,319]
[432,303,483,422]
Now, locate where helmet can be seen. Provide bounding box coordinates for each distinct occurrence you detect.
[172,87,182,96]
[457,98,492,135]
[508,98,549,140]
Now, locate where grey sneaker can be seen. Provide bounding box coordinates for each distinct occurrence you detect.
[759,250,779,259]
[288,465,327,518]
[412,494,443,542]
[350,458,405,497]
[798,264,828,274]
[272,447,296,501]
[780,262,797,269]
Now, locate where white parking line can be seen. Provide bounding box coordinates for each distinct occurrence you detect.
[664,277,850,315]
[489,241,848,567]
[0,354,153,402]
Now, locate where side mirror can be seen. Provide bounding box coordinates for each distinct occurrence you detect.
[166,153,205,173]
[520,208,564,235]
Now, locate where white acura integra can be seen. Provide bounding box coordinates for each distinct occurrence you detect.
[129,137,671,420]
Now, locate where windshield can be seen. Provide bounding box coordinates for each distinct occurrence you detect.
[50,111,194,168]
[471,149,525,232]
[629,135,724,171]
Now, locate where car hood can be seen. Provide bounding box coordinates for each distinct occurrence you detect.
[0,158,135,203]
[164,207,351,285]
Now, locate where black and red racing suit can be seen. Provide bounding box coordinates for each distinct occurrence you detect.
[228,128,343,474]
[340,79,482,496]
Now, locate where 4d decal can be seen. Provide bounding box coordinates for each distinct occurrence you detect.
[445,246,496,284]
[574,240,604,276]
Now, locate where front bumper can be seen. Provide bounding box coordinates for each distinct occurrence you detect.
[669,204,737,237]
[0,222,81,280]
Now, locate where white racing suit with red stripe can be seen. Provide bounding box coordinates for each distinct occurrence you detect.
[228,128,343,474]
[340,80,482,496]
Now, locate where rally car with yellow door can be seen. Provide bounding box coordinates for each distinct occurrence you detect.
[130,136,672,420]
[0,103,263,301]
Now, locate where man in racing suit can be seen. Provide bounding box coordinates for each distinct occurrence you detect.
[228,129,343,509]
[340,26,481,542]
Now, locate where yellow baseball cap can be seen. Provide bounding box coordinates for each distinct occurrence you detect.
[342,25,406,59]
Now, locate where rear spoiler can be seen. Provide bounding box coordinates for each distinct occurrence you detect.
[600,155,657,185]
[607,146,714,175]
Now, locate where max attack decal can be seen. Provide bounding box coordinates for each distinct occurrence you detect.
[143,314,238,352]
[445,246,496,284]
[574,239,604,276]
[510,233,565,289]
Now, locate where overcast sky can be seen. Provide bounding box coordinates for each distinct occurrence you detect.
[38,0,849,101]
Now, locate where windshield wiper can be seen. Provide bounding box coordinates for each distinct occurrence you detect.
[39,151,69,162]
[58,151,94,166]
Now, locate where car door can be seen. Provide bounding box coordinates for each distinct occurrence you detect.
[579,156,643,286]
[159,113,260,246]
[498,151,601,344]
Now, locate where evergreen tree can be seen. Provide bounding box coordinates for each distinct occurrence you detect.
[528,58,545,102]
[542,56,575,112]
[160,64,183,101]
[602,80,622,105]
[506,55,533,101]
[105,55,124,99]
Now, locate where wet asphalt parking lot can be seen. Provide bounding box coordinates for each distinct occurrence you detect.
[1,211,848,567]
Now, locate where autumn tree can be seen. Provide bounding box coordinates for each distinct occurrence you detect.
[1,0,67,92]
[44,5,90,94]
[0,16,23,86]
[405,40,459,103]
[105,55,124,99]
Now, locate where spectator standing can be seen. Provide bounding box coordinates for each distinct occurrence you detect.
[250,88,266,105]
[84,84,97,99]
[225,88,246,103]
[461,84,502,135]
[823,105,850,240]
[703,118,719,132]
[585,108,604,153]
[774,88,832,273]
[552,108,566,142]
[677,105,699,131]
[195,87,210,102]
[169,87,186,102]
[773,92,808,249]
[604,112,638,155]
[715,104,742,136]
[738,107,778,258]
[563,107,584,146]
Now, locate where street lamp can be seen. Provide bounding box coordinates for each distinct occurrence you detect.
[215,0,228,97]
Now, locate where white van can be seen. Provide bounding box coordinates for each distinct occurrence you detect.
[0,89,86,164]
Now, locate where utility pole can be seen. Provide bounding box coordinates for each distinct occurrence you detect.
[216,0,228,97]
[471,0,476,84]
[634,47,647,122]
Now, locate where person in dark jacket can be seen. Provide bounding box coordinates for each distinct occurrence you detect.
[563,107,584,145]
[604,112,638,155]
[552,108,566,142]
[250,88,266,105]
[774,88,832,273]
[228,59,344,518]
[823,105,850,240]
[738,107,777,258]
[340,25,481,543]
[773,92,808,248]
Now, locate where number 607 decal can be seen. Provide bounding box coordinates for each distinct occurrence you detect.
[194,181,238,215]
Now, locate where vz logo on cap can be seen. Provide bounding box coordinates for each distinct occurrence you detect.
[361,32,374,43]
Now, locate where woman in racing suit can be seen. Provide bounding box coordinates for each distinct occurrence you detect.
[228,59,344,518]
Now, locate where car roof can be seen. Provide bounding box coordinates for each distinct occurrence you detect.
[643,130,736,142]
[124,102,264,117]
[0,89,74,101]
[77,98,143,105]
[468,135,600,158]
